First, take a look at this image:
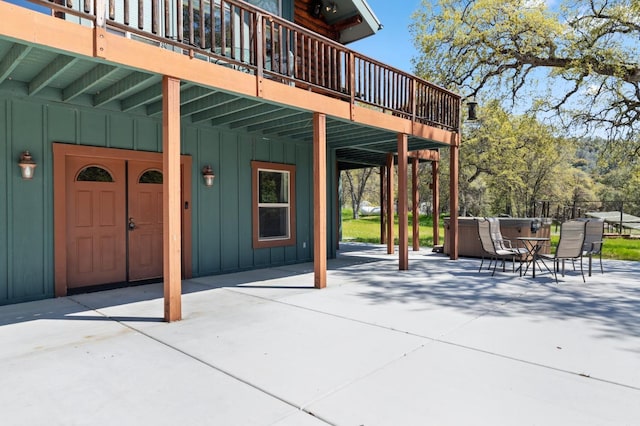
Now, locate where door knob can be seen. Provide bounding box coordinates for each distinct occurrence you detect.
[128,217,136,230]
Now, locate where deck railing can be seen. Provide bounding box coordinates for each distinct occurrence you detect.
[19,0,461,132]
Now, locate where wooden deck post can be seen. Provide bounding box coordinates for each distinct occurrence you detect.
[313,112,327,289]
[380,166,387,245]
[398,134,408,270]
[432,160,440,246]
[162,76,182,322]
[386,153,394,255]
[412,157,419,251]
[449,133,460,260]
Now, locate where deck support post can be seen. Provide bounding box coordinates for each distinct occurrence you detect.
[162,76,182,322]
[449,133,460,260]
[313,112,327,289]
[386,153,394,255]
[398,133,408,270]
[412,157,419,251]
[380,166,387,244]
[432,160,440,246]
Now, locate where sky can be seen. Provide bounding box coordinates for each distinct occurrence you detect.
[349,0,424,74]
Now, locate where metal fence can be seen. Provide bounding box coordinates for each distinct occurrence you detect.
[533,200,640,234]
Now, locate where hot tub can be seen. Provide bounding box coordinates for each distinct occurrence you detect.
[443,217,551,258]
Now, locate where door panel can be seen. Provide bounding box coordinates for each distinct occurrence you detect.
[128,161,164,281]
[66,157,127,288]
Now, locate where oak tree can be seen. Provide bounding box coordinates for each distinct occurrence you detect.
[411,0,640,152]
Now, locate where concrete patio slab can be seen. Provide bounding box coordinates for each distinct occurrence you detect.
[306,338,639,426]
[1,243,638,425]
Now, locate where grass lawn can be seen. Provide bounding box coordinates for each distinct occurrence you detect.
[341,209,443,248]
[341,209,640,261]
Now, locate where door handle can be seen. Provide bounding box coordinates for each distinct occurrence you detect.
[128,217,136,230]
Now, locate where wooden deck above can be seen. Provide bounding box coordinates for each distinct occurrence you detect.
[0,0,460,168]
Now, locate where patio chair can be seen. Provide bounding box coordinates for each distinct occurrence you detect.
[487,217,528,259]
[477,218,520,276]
[539,220,587,283]
[583,218,605,276]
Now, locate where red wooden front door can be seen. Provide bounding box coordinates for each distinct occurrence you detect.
[66,158,165,288]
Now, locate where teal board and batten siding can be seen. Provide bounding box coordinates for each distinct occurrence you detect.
[0,97,54,304]
[184,127,317,276]
[0,93,333,306]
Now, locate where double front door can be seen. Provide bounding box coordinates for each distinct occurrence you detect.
[65,157,166,288]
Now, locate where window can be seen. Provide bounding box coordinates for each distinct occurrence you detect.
[252,161,296,248]
[138,170,163,184]
[76,166,114,182]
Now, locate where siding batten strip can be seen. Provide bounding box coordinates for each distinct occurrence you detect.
[163,76,182,322]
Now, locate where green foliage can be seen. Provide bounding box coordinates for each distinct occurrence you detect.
[411,0,640,150]
[439,100,594,216]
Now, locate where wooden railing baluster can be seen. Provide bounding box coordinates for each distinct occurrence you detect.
[137,0,143,29]
[18,0,460,131]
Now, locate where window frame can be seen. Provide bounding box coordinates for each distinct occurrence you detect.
[247,0,282,16]
[251,160,296,249]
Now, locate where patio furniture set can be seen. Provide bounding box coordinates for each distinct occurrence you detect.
[477,217,605,283]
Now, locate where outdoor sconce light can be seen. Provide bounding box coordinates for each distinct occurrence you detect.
[18,150,37,180]
[325,2,338,13]
[467,99,478,121]
[202,165,215,187]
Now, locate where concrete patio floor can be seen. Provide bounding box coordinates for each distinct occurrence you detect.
[1,243,639,425]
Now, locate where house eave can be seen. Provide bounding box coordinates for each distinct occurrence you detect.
[321,0,383,44]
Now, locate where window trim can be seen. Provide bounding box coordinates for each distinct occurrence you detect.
[251,160,296,249]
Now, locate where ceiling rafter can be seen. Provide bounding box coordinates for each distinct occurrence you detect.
[330,134,395,148]
[247,112,310,132]
[277,127,313,138]
[180,92,235,118]
[260,117,313,135]
[62,63,119,101]
[147,85,212,116]
[193,98,259,123]
[212,103,270,126]
[0,43,31,82]
[29,55,78,96]
[228,107,293,129]
[93,71,156,106]
[121,83,163,111]
[327,127,381,142]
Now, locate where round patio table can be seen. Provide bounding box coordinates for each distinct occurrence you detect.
[517,237,551,278]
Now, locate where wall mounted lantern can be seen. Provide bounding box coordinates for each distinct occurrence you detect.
[18,150,37,180]
[466,99,478,121]
[202,165,215,187]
